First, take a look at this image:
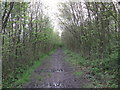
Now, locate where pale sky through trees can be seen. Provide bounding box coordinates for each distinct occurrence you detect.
[41,0,119,36]
[1,0,119,36]
[41,0,68,36]
[1,0,119,34]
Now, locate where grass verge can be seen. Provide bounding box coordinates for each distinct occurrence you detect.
[63,49,118,88]
[73,71,83,76]
[3,49,57,88]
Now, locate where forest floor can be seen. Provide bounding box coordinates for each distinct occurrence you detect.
[22,49,92,88]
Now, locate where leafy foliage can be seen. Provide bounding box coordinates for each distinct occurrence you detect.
[60,1,119,88]
[2,2,60,88]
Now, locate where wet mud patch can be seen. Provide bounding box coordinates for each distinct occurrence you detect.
[22,49,92,88]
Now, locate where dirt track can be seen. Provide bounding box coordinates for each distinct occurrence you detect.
[22,49,90,88]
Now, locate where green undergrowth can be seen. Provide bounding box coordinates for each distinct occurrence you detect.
[74,71,83,76]
[3,49,57,88]
[64,49,118,88]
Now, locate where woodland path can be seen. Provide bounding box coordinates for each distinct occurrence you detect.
[22,49,90,88]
